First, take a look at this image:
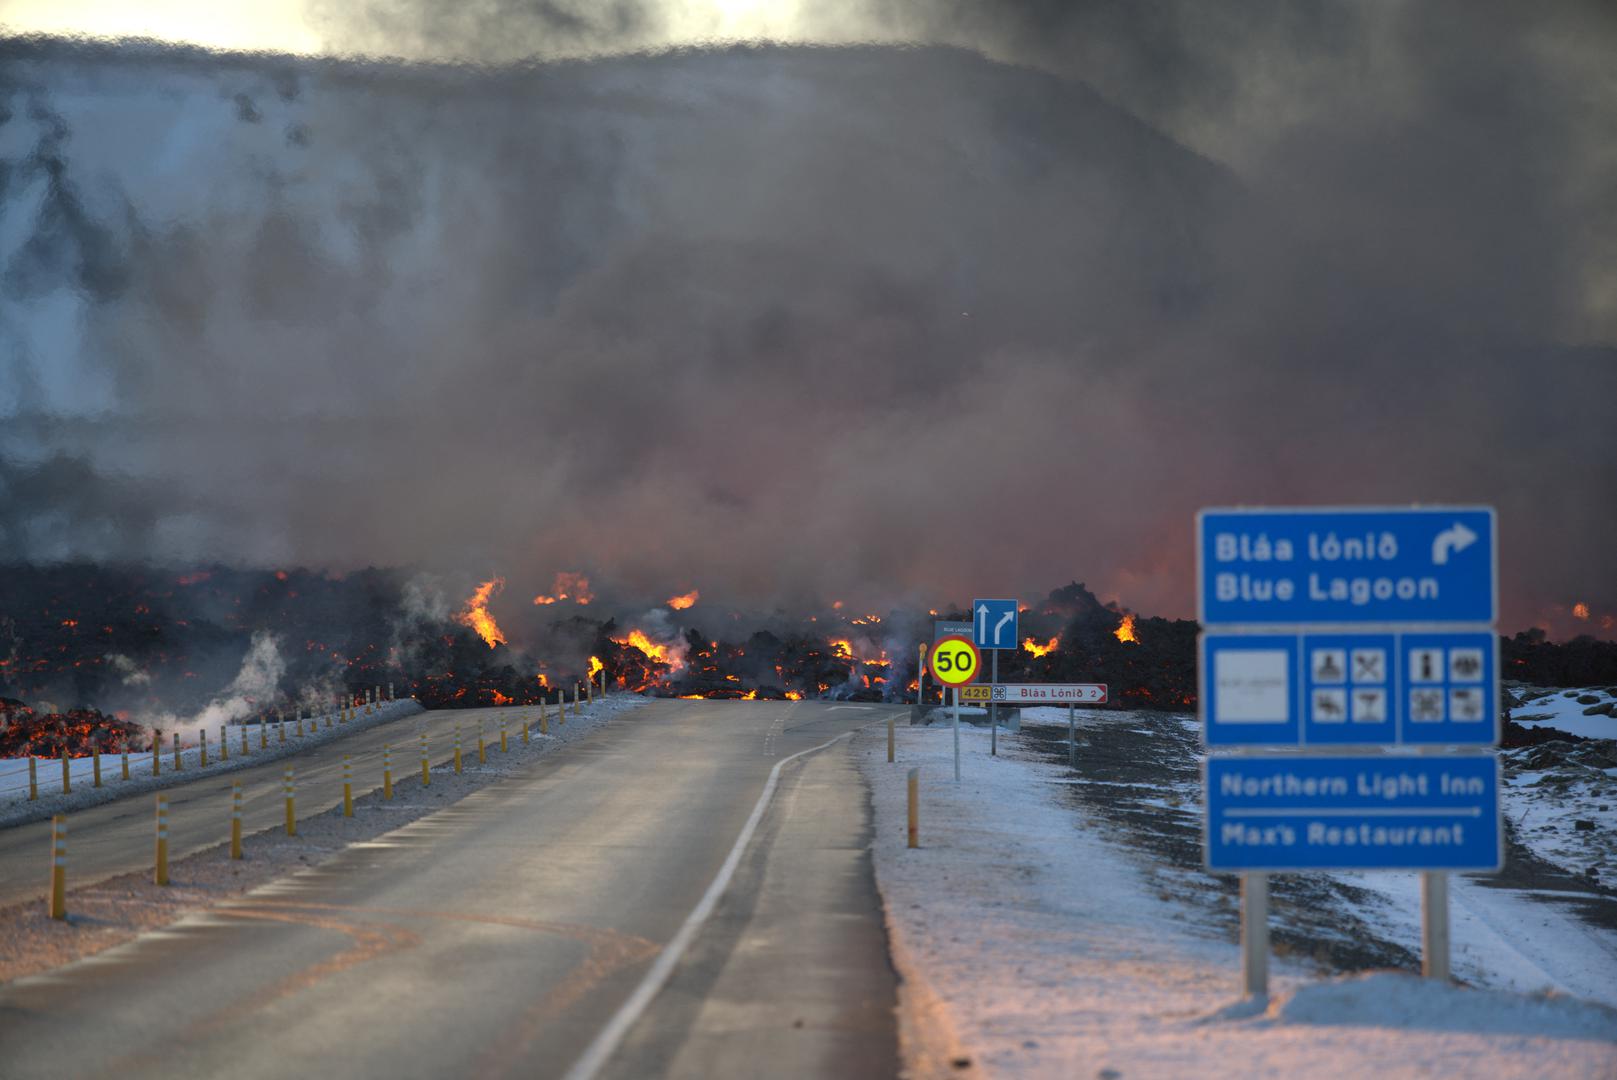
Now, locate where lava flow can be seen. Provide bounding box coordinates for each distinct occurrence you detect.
[458,578,508,648]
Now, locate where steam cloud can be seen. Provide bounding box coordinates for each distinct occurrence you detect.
[1,0,1615,638]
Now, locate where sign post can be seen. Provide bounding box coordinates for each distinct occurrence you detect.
[930,635,982,782]
[972,600,1018,757]
[1197,505,1499,998]
[1067,703,1076,769]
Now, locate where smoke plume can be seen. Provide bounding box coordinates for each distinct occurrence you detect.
[1,1,1614,640]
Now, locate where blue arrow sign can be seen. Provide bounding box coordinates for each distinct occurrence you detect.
[1197,507,1497,626]
[972,599,1019,650]
[1205,754,1500,871]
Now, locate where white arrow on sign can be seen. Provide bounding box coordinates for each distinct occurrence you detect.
[994,610,1014,644]
[1431,522,1478,566]
[977,604,989,641]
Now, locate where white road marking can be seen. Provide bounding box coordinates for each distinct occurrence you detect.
[562,727,856,1080]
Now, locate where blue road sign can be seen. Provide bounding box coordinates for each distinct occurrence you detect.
[934,620,972,643]
[1197,507,1497,626]
[1205,754,1501,872]
[1201,630,1497,747]
[972,599,1019,650]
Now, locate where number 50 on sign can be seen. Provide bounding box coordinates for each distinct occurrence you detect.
[930,636,981,686]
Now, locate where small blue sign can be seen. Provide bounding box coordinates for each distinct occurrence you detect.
[1197,507,1496,626]
[1202,630,1497,747]
[1205,755,1501,872]
[972,599,1019,650]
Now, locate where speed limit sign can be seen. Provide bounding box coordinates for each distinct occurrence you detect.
[929,635,981,687]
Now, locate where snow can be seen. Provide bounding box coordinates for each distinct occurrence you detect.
[1512,686,1617,741]
[862,720,1617,1078]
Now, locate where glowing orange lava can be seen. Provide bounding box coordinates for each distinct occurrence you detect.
[785,691,803,701]
[458,578,508,648]
[1023,635,1058,658]
[1114,613,1138,644]
[588,656,604,681]
[828,639,853,659]
[533,572,594,606]
[667,589,700,610]
[612,629,684,672]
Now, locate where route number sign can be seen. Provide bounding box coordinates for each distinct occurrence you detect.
[930,636,981,687]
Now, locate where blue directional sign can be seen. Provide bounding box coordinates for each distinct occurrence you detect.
[934,620,972,643]
[1197,507,1497,626]
[1201,630,1497,747]
[1205,754,1501,872]
[972,599,1019,650]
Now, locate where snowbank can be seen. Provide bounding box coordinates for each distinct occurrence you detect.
[861,721,1617,1078]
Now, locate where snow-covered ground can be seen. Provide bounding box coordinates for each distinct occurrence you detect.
[0,699,422,826]
[1512,685,1617,741]
[863,715,1617,1078]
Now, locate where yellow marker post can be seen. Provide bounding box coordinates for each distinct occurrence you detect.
[152,732,161,776]
[559,693,567,726]
[342,755,353,818]
[283,767,296,836]
[49,816,66,920]
[199,730,208,768]
[61,749,71,795]
[477,721,486,765]
[500,718,508,753]
[219,724,229,761]
[453,726,463,774]
[419,731,430,787]
[240,725,248,757]
[259,721,268,749]
[382,744,393,800]
[173,732,182,772]
[230,781,243,860]
[121,749,130,781]
[279,718,286,744]
[28,756,37,801]
[93,745,102,787]
[907,768,920,849]
[521,717,529,744]
[155,794,170,885]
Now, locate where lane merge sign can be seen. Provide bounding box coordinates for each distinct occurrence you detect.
[1205,754,1501,871]
[1197,506,1497,626]
[990,684,1108,704]
[930,636,982,687]
[1200,629,1497,747]
[972,599,1019,650]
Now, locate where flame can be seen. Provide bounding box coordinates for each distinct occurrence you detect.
[1114,613,1138,644]
[1023,635,1058,658]
[832,600,844,610]
[667,589,700,610]
[742,689,759,700]
[533,571,594,606]
[678,693,705,700]
[491,690,513,706]
[612,629,684,672]
[1572,602,1590,620]
[536,673,551,689]
[828,638,853,659]
[588,656,604,680]
[785,690,803,700]
[458,578,508,648]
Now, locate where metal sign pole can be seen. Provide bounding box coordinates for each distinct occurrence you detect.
[1241,872,1269,999]
[990,650,999,756]
[1067,703,1076,769]
[1422,872,1451,982]
[952,686,960,782]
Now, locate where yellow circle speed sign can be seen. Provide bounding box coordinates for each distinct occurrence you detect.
[930,635,981,687]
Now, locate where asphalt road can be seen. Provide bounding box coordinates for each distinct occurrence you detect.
[0,699,901,1079]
